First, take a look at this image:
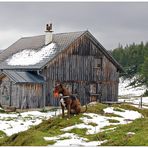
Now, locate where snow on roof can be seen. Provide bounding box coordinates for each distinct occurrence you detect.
[6,43,56,66]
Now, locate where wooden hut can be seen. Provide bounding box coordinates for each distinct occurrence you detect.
[0,24,123,108]
[0,70,44,108]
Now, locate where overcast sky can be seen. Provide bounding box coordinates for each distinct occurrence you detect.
[0,2,148,50]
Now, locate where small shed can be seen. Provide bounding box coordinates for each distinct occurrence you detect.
[0,70,44,108]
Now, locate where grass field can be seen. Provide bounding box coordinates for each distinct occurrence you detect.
[0,102,147,146]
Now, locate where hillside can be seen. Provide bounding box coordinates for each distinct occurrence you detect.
[111,42,148,89]
[0,42,147,146]
[0,77,147,146]
[0,103,147,146]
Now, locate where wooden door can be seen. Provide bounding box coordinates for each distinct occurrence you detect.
[90,83,97,102]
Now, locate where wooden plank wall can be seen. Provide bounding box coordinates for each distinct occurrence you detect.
[0,76,11,106]
[101,56,119,102]
[42,35,119,106]
[12,83,43,109]
[0,75,44,108]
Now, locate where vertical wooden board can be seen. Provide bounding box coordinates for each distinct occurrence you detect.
[18,85,21,108]
[74,55,77,80]
[0,76,11,106]
[11,84,15,107]
[84,57,86,81]
[77,56,80,80]
[101,83,106,102]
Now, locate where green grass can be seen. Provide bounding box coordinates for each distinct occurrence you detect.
[101,118,148,146]
[101,125,118,130]
[1,117,16,121]
[0,131,6,138]
[113,103,148,117]
[104,113,122,117]
[100,104,148,146]
[0,114,85,146]
[0,109,6,113]
[108,119,120,123]
[87,122,98,126]
[87,103,108,115]
[69,128,87,137]
[113,107,125,112]
[0,103,147,146]
[0,103,106,146]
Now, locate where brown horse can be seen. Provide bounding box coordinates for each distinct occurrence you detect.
[53,83,87,118]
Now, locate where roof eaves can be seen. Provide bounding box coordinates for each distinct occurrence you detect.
[2,70,18,83]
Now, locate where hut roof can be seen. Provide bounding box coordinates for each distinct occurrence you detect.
[0,70,44,84]
[0,30,123,72]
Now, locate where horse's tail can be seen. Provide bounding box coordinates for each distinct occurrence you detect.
[81,104,87,113]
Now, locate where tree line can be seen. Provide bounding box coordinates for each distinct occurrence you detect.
[110,42,148,87]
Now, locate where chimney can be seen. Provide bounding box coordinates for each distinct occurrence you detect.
[45,23,53,45]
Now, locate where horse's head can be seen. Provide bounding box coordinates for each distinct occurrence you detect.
[53,83,64,98]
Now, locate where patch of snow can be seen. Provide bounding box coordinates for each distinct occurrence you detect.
[44,133,107,146]
[119,77,147,97]
[131,97,148,106]
[81,113,111,134]
[61,123,94,134]
[45,107,142,146]
[62,107,143,136]
[0,113,18,118]
[7,43,57,66]
[103,107,143,123]
[126,132,135,136]
[0,109,61,136]
[119,97,148,107]
[101,127,117,133]
[20,110,57,118]
[118,76,148,109]
[130,104,148,109]
[0,107,4,110]
[88,101,98,106]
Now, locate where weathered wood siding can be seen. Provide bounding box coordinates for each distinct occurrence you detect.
[42,34,119,106]
[11,84,43,108]
[0,76,11,106]
[101,56,119,102]
[0,75,44,108]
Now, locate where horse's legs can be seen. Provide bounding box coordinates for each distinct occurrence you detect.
[67,104,71,118]
[61,104,65,118]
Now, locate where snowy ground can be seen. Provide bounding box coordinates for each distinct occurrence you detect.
[0,108,61,136]
[118,77,147,97]
[42,77,148,146]
[0,76,147,146]
[44,107,143,146]
[118,77,148,108]
[0,105,143,146]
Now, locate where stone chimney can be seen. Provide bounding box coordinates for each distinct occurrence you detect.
[45,23,53,45]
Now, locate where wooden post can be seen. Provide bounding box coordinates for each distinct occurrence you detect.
[9,81,12,106]
[140,96,143,108]
[43,82,46,108]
